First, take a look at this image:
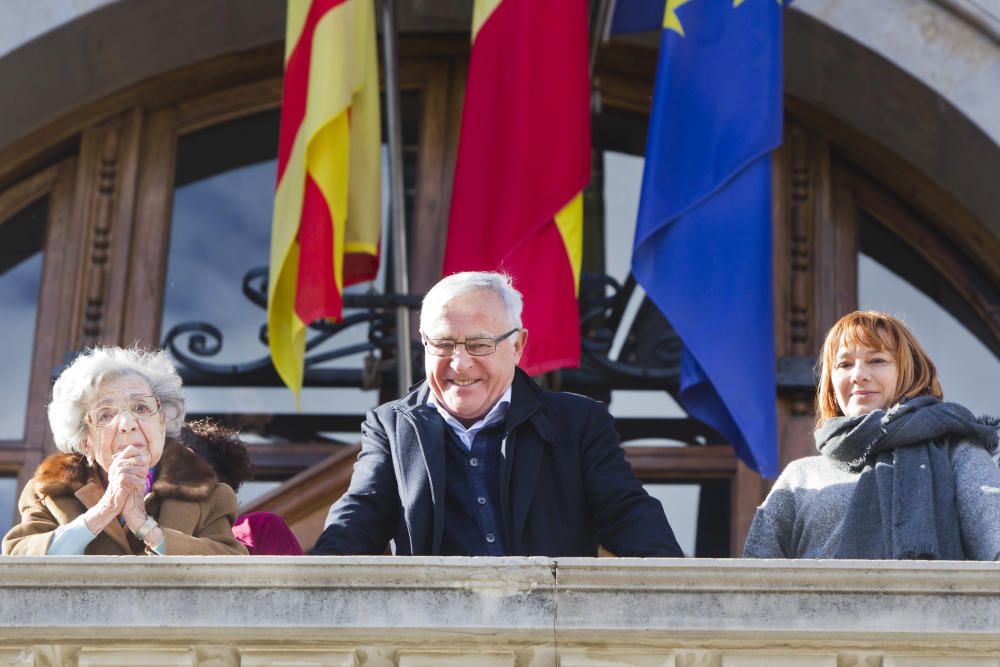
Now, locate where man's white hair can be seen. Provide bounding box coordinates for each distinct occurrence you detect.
[419,271,524,333]
[48,346,186,454]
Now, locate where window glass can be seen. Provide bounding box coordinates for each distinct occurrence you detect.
[643,480,730,557]
[0,198,46,440]
[859,216,1000,416]
[0,477,17,536]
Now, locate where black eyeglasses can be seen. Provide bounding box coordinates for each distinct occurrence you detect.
[422,329,520,357]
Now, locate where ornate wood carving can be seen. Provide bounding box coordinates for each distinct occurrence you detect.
[774,118,842,469]
[783,123,819,417]
[80,128,119,348]
[69,111,142,351]
[788,126,812,360]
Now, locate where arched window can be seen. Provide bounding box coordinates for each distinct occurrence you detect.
[0,160,77,531]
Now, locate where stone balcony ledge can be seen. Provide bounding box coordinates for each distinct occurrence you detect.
[3,557,1000,666]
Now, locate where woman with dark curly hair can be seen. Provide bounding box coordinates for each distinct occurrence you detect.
[182,419,254,492]
[181,419,303,556]
[744,311,1000,560]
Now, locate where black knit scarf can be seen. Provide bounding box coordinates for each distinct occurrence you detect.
[815,396,998,560]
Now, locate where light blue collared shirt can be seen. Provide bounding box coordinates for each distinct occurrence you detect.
[426,385,512,450]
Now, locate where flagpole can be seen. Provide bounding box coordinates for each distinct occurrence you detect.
[590,0,616,78]
[381,0,413,395]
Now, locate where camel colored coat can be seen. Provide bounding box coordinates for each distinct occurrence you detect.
[3,440,248,556]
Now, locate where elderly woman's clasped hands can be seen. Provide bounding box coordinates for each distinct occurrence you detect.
[85,443,161,550]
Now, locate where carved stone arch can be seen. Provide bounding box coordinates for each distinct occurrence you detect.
[0,0,285,158]
[786,0,1000,241]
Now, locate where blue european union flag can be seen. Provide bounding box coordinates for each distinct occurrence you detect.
[609,0,665,33]
[626,0,783,477]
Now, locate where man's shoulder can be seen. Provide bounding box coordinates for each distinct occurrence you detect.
[534,387,603,412]
[369,382,429,418]
[510,370,604,413]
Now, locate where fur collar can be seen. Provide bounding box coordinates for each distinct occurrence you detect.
[33,439,219,501]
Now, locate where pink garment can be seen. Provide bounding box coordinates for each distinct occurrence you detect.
[232,512,303,556]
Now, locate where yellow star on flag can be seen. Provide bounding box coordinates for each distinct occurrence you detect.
[663,0,693,35]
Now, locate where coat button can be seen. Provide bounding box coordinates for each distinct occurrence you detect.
[469,457,479,467]
[485,533,496,543]
[477,496,487,505]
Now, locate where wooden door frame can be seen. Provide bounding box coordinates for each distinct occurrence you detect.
[0,159,78,497]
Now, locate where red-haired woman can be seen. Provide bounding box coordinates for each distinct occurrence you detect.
[744,311,1000,560]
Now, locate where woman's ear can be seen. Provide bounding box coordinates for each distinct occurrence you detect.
[80,439,94,466]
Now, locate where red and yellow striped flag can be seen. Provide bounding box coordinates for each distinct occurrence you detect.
[444,0,591,375]
[269,0,381,396]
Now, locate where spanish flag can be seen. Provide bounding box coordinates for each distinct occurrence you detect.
[268,0,381,396]
[444,0,590,375]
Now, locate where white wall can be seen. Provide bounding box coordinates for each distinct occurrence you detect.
[0,0,114,59]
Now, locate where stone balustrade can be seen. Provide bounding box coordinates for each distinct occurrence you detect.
[2,557,1000,666]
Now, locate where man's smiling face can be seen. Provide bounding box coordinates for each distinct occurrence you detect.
[422,290,526,427]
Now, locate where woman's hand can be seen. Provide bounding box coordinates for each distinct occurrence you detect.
[113,444,151,494]
[114,445,154,533]
[82,445,149,535]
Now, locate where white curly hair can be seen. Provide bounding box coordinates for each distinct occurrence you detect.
[419,271,524,334]
[48,347,186,454]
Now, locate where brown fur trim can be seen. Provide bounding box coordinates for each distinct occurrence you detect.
[151,439,218,501]
[32,439,219,502]
[34,453,95,496]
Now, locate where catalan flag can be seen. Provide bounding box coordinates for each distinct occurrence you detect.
[268,0,381,396]
[443,0,590,375]
[626,0,783,476]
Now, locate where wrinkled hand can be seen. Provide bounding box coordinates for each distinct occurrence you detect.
[83,445,149,535]
[110,444,150,494]
[113,446,152,533]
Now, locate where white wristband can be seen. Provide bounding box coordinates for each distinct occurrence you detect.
[132,515,158,541]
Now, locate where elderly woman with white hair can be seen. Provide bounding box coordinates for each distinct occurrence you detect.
[3,347,247,556]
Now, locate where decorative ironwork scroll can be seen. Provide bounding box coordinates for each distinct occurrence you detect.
[162,267,422,389]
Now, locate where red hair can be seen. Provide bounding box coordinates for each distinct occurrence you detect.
[816,311,942,426]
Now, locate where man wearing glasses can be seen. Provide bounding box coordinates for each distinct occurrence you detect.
[314,271,681,557]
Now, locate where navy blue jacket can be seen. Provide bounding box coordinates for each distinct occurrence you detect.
[314,370,682,557]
